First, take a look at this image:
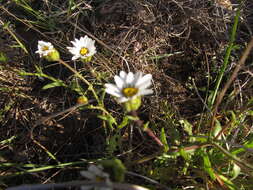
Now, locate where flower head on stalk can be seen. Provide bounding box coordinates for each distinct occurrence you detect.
[35,41,60,62]
[67,35,96,62]
[105,71,153,111]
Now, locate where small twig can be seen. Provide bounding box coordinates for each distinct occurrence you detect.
[34,102,91,126]
[130,111,164,147]
[209,4,241,107]
[192,78,212,114]
[211,37,253,129]
[0,18,28,54]
[213,104,251,141]
[213,121,232,141]
[30,133,61,164]
[211,142,253,175]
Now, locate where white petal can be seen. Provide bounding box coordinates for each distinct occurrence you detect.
[80,171,96,180]
[136,74,152,88]
[139,89,153,96]
[126,72,134,84]
[88,165,102,175]
[132,72,142,85]
[72,55,79,60]
[118,96,129,103]
[36,41,54,57]
[67,47,79,56]
[105,83,120,92]
[105,84,122,97]
[88,165,109,177]
[114,75,124,89]
[71,39,79,46]
[138,80,152,90]
[119,71,127,79]
[38,41,52,47]
[105,89,122,98]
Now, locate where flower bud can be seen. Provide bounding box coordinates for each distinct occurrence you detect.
[124,96,142,112]
[77,96,88,104]
[44,49,60,62]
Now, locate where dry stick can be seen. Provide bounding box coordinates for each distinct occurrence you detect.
[213,120,232,141]
[211,142,253,174]
[0,18,28,54]
[130,111,164,147]
[214,103,252,140]
[34,102,91,127]
[211,37,253,129]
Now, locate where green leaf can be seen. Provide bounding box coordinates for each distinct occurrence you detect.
[179,147,191,161]
[143,121,149,131]
[160,128,169,152]
[118,116,130,129]
[211,119,222,140]
[232,137,253,155]
[201,150,216,180]
[0,136,17,145]
[218,174,239,190]
[247,110,253,116]
[98,115,117,130]
[42,81,66,90]
[179,119,192,135]
[0,52,8,62]
[231,163,241,180]
[99,159,126,182]
[70,80,84,95]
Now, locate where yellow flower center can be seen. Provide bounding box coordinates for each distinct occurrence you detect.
[122,87,138,97]
[42,46,49,51]
[95,176,105,182]
[80,47,89,56]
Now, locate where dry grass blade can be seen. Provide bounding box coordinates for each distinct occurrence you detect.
[211,37,253,128]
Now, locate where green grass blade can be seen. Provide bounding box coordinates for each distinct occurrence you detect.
[209,7,241,107]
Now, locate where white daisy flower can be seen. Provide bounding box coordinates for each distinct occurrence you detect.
[105,71,153,103]
[67,36,96,61]
[35,41,55,57]
[81,165,112,190]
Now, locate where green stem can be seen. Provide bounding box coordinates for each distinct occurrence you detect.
[0,161,85,178]
[59,59,100,104]
[211,142,253,172]
[209,7,240,107]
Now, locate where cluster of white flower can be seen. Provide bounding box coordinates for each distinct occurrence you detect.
[36,36,96,62]
[36,36,154,189]
[36,41,55,57]
[36,36,153,109]
[67,36,96,61]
